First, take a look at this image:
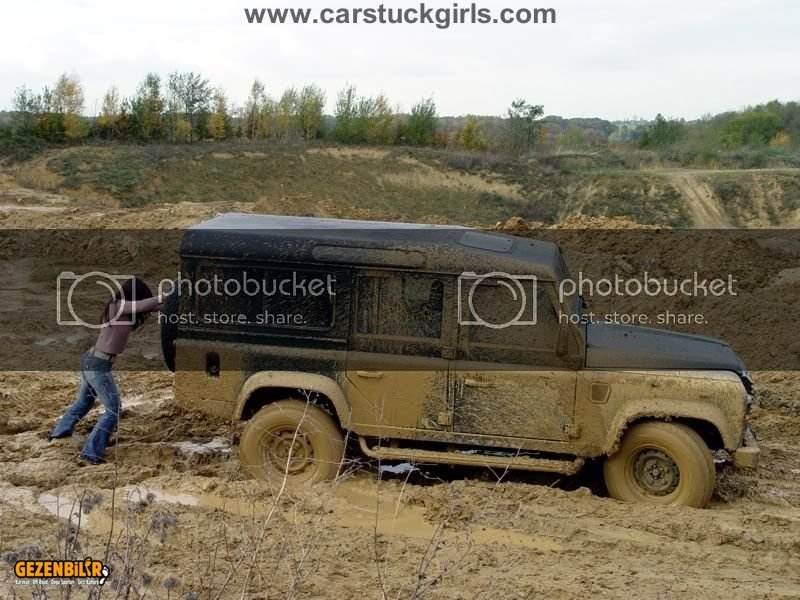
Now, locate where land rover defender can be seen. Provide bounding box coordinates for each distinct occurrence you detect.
[161,213,759,508]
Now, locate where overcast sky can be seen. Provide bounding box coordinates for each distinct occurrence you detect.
[2,0,798,120]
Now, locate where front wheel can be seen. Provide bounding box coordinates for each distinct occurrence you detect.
[604,421,715,508]
[239,399,345,487]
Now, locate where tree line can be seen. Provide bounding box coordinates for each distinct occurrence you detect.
[7,71,799,158]
[7,72,546,153]
[638,102,799,152]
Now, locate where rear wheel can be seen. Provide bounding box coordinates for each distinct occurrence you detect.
[604,421,715,508]
[160,284,179,372]
[239,399,345,487]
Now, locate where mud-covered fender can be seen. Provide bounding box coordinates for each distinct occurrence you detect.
[233,371,352,425]
[605,398,738,454]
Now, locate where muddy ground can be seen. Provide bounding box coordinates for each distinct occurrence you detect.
[1,189,800,599]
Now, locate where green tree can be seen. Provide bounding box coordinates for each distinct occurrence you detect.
[639,114,685,148]
[719,110,782,148]
[274,87,299,141]
[506,98,544,153]
[366,94,397,145]
[333,84,358,143]
[167,72,212,142]
[297,84,326,140]
[405,96,437,146]
[131,73,164,141]
[11,85,40,136]
[34,86,64,142]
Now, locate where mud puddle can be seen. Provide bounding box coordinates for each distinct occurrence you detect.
[9,475,561,552]
[332,477,562,550]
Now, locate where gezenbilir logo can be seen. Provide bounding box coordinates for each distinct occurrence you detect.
[14,557,109,586]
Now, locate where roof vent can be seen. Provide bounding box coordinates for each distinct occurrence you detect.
[458,231,514,253]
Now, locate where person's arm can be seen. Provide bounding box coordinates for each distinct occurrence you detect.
[116,295,164,315]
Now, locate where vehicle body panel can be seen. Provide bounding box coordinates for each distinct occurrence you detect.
[169,213,755,468]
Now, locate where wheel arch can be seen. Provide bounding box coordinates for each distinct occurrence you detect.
[606,399,736,455]
[234,372,352,428]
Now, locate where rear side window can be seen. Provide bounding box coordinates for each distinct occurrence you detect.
[356,273,444,340]
[192,265,336,331]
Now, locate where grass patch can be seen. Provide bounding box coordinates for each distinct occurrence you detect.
[25,141,798,227]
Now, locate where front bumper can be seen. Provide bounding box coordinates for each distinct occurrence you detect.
[734,426,760,468]
[734,446,760,468]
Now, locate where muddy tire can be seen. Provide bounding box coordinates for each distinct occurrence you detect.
[160,285,179,372]
[239,399,345,487]
[604,421,715,508]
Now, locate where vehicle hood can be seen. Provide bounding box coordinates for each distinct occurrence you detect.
[584,322,746,373]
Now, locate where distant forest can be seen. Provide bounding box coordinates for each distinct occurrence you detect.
[2,71,799,167]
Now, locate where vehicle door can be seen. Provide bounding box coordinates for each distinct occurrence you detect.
[453,276,578,441]
[345,270,455,434]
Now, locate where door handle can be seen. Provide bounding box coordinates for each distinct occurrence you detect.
[356,370,384,379]
[463,378,493,388]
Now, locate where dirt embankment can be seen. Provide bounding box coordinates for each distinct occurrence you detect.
[3,144,800,227]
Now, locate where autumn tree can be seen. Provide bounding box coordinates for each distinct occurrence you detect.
[769,131,792,149]
[455,116,487,151]
[52,73,88,140]
[207,88,231,141]
[97,85,121,140]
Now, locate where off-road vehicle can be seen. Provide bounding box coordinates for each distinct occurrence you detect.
[161,213,759,508]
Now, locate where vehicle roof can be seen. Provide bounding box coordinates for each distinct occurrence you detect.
[182,213,564,280]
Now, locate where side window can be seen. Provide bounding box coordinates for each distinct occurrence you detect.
[193,266,263,325]
[458,281,562,365]
[356,273,444,340]
[192,265,336,331]
[261,268,336,330]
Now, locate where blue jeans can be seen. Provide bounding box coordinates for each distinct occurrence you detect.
[50,351,120,463]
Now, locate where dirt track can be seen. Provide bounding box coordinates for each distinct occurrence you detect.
[669,173,732,228]
[1,192,800,598]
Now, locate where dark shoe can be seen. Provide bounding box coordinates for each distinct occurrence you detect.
[78,455,105,466]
